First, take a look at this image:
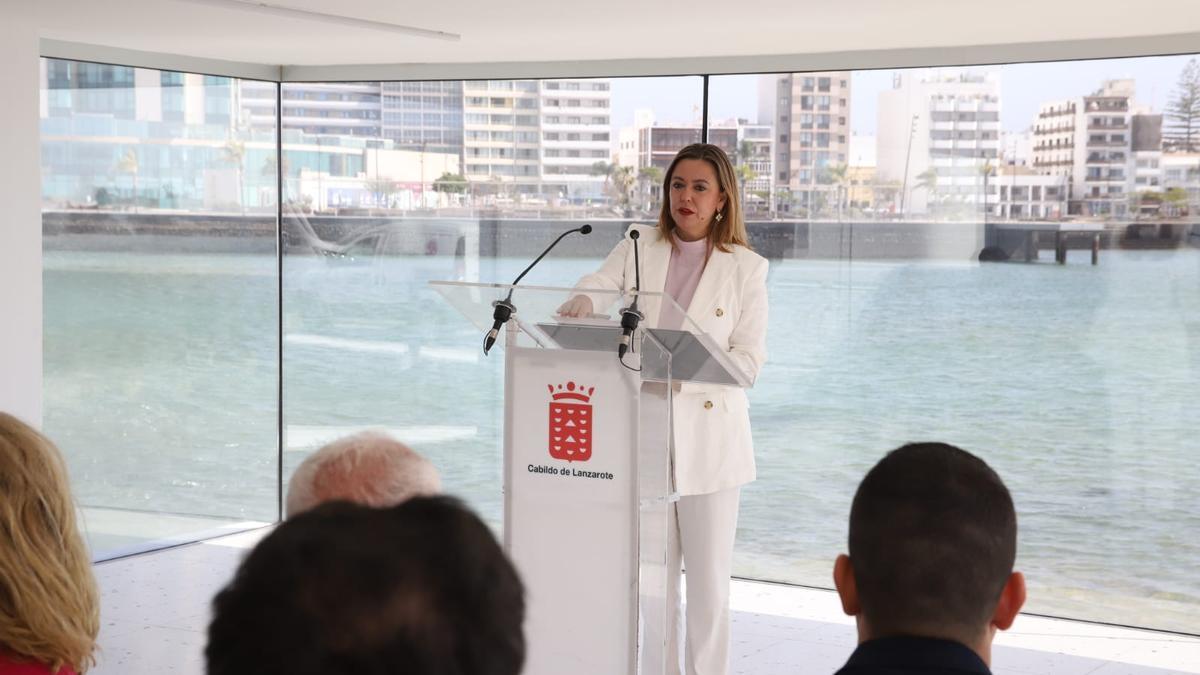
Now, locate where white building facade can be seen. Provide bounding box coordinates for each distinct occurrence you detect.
[877,70,1000,215]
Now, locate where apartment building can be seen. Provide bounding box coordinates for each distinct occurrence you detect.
[877,71,1000,215]
[380,81,464,156]
[539,78,612,199]
[761,71,852,212]
[1031,79,1164,217]
[459,79,542,195]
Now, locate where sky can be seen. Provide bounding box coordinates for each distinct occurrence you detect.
[609,53,1198,137]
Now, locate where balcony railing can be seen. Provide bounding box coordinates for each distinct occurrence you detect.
[1038,107,1076,118]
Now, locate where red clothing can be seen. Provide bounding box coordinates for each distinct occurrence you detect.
[0,652,76,675]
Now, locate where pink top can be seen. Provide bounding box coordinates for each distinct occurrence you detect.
[661,237,709,329]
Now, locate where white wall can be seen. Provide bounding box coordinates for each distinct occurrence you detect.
[0,7,42,425]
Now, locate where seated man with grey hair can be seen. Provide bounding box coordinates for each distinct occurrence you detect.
[286,431,441,517]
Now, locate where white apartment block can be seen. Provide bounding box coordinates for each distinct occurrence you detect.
[992,167,1069,219]
[877,70,1000,215]
[1031,79,1163,217]
[1031,98,1077,180]
[1001,129,1034,167]
[540,78,612,199]
[739,124,775,194]
[1162,153,1200,211]
[461,80,542,194]
[266,83,382,138]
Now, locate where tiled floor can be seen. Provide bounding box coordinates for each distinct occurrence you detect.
[91,528,1200,674]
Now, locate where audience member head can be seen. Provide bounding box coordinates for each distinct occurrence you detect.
[207,496,525,675]
[286,431,441,517]
[0,412,99,674]
[833,442,1025,664]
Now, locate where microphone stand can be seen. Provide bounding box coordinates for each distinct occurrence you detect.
[618,229,643,359]
[483,224,592,355]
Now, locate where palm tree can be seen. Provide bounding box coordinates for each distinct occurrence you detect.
[117,148,139,213]
[735,164,757,213]
[979,162,994,219]
[737,139,756,166]
[591,160,614,196]
[611,165,636,213]
[915,168,939,212]
[222,137,246,214]
[637,166,663,210]
[825,163,851,220]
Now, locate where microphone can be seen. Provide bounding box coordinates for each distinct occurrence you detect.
[483,224,593,355]
[617,229,642,359]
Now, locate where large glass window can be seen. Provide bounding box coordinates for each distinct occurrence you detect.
[711,55,1199,634]
[37,51,1199,635]
[280,76,704,527]
[40,59,279,559]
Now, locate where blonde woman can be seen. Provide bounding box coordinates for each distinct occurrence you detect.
[0,412,99,675]
[559,143,769,675]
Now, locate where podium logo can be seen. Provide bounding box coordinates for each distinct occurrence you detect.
[548,381,594,462]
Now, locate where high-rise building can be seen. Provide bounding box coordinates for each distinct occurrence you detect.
[40,61,283,210]
[461,79,542,195]
[42,60,230,126]
[380,81,464,156]
[877,70,1000,215]
[267,83,382,138]
[762,71,852,213]
[539,78,612,199]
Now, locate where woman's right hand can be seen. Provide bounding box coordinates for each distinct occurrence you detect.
[556,295,594,318]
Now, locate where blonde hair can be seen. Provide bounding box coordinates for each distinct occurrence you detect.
[286,431,441,518]
[657,143,750,253]
[0,412,99,673]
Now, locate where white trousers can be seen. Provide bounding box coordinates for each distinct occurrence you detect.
[659,486,741,675]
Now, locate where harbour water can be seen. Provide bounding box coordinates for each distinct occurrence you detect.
[42,245,1199,634]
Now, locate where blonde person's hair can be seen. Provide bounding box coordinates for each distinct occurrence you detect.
[286,431,441,518]
[657,143,751,253]
[0,412,99,673]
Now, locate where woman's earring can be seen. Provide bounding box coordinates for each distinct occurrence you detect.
[715,211,724,223]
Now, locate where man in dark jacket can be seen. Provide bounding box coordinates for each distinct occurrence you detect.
[832,442,1026,675]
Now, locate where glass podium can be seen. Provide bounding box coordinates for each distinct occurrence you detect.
[431,281,750,675]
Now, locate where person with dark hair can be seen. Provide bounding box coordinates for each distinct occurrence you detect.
[558,143,769,675]
[832,442,1026,675]
[205,496,525,675]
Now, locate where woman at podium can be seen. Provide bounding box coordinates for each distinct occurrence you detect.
[558,143,768,675]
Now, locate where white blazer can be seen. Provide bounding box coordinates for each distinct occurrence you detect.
[574,224,769,495]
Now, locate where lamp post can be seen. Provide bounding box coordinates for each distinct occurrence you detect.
[899,114,918,217]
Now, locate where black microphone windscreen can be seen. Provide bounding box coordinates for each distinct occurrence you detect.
[580,224,592,234]
[629,229,640,240]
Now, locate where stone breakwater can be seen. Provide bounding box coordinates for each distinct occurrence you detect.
[42,211,1013,260]
[45,211,1194,259]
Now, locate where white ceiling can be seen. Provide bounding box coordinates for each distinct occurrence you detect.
[26,0,1200,70]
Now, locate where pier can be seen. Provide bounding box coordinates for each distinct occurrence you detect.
[992,222,1107,265]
